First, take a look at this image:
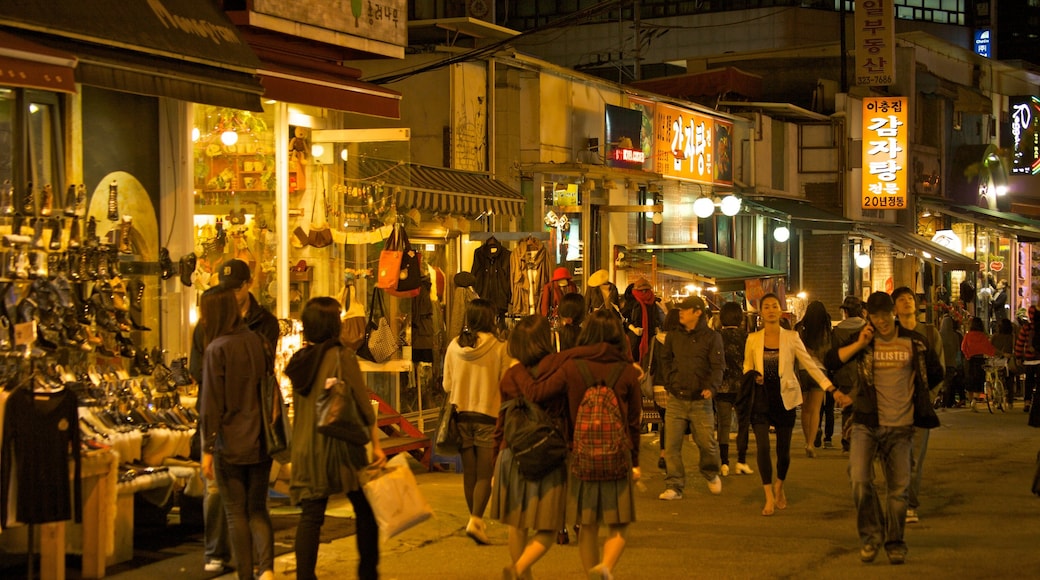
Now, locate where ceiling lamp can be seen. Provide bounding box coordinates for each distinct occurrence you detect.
[773,226,790,243]
[855,253,872,268]
[693,197,715,219]
[220,130,239,146]
[720,194,742,216]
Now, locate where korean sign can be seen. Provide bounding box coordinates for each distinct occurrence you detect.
[1009,96,1040,175]
[854,0,896,86]
[862,97,908,210]
[651,102,732,185]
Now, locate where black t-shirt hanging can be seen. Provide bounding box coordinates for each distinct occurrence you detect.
[2,388,82,527]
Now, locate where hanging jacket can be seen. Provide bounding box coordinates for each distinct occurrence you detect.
[472,240,511,315]
[509,238,551,316]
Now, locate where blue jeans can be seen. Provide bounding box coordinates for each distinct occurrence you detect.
[203,476,229,563]
[849,424,913,554]
[215,456,274,580]
[664,397,720,493]
[908,427,929,510]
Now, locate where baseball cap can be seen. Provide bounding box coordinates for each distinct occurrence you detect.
[217,259,252,289]
[865,291,894,315]
[677,295,706,311]
[840,295,863,314]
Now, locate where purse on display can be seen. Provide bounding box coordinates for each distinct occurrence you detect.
[376,225,405,290]
[308,182,333,248]
[356,288,398,363]
[386,226,421,298]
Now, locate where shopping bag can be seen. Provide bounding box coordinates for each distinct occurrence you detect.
[363,453,433,541]
[316,353,371,446]
[434,397,461,455]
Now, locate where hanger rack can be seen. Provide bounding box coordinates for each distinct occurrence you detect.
[469,231,550,242]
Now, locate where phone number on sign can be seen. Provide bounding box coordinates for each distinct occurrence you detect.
[863,195,905,208]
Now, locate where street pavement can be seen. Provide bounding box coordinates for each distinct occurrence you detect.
[118,405,1040,579]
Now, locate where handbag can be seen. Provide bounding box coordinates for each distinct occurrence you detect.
[356,288,398,363]
[640,339,657,399]
[308,183,333,248]
[386,227,421,298]
[258,348,292,463]
[316,350,372,445]
[363,453,433,542]
[434,396,461,455]
[376,225,405,290]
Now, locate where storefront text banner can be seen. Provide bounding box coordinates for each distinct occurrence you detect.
[651,102,732,185]
[862,96,908,210]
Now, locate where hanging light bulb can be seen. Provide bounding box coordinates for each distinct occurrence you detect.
[720,194,742,216]
[773,226,790,243]
[693,197,715,218]
[221,130,239,146]
[855,253,872,268]
[191,127,201,142]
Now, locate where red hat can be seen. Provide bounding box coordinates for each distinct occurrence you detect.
[552,267,572,282]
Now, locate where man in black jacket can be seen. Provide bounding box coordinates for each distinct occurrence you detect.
[825,292,943,566]
[657,295,725,500]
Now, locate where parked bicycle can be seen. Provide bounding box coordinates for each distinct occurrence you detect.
[973,356,1009,413]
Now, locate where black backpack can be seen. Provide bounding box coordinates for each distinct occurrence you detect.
[501,394,568,480]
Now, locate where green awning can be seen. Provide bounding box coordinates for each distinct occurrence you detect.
[744,198,853,232]
[656,251,784,291]
[918,197,1040,242]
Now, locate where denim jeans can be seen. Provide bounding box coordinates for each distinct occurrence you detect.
[215,456,274,580]
[908,427,930,510]
[296,492,380,580]
[203,476,229,563]
[664,397,720,493]
[849,424,913,554]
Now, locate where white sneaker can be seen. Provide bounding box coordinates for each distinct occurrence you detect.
[906,509,920,523]
[735,462,754,475]
[658,489,683,501]
[720,464,730,477]
[203,559,225,573]
[707,475,722,495]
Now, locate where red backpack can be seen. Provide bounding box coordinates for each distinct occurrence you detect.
[572,361,630,482]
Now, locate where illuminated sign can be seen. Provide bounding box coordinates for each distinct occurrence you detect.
[854,0,896,86]
[604,104,645,170]
[612,148,645,164]
[862,97,908,210]
[974,29,991,58]
[1009,96,1040,175]
[630,98,732,184]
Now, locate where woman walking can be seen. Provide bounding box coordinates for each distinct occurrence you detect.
[283,297,385,580]
[796,301,832,458]
[495,315,571,580]
[717,301,752,476]
[962,316,995,408]
[199,286,274,580]
[444,299,512,544]
[743,294,835,516]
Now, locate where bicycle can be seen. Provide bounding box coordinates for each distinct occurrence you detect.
[977,356,1009,413]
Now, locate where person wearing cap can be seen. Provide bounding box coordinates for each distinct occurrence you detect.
[623,277,665,365]
[744,294,836,516]
[585,268,621,319]
[833,296,867,454]
[189,258,279,575]
[540,267,578,319]
[657,294,725,500]
[1014,305,1040,414]
[825,291,943,565]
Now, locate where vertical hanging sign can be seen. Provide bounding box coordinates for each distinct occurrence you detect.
[855,0,896,86]
[862,97,908,210]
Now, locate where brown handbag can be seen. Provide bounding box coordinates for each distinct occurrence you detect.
[308,185,333,248]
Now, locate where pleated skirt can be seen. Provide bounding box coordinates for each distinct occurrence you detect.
[489,448,568,531]
[566,465,636,526]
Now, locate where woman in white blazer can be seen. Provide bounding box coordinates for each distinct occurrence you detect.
[743,293,835,516]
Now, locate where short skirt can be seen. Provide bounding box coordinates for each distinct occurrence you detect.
[489,448,567,531]
[566,463,636,526]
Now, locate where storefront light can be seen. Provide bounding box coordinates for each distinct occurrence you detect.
[220,130,238,146]
[720,194,742,216]
[693,197,715,219]
[191,127,201,142]
[773,226,790,243]
[652,212,664,225]
[855,253,872,268]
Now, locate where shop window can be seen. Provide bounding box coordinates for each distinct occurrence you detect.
[26,91,64,192]
[0,89,13,185]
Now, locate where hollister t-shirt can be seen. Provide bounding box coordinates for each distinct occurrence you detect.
[872,335,915,426]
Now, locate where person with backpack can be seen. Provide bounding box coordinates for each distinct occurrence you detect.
[658,295,725,501]
[443,299,513,545]
[743,293,835,516]
[493,315,573,580]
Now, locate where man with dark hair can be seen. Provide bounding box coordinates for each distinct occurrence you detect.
[826,292,943,566]
[189,259,280,574]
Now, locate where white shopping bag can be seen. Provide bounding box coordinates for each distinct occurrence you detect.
[363,453,433,542]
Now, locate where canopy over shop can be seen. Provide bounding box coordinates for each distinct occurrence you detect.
[918,197,1040,243]
[854,224,979,270]
[743,197,854,233]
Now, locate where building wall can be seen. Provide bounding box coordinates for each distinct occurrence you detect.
[452,62,489,171]
[801,232,846,316]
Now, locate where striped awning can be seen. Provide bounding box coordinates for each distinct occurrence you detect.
[353,157,525,217]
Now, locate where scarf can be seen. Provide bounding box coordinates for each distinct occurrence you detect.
[284,338,341,397]
[632,287,656,362]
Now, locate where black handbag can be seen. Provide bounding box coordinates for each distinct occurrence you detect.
[260,369,292,463]
[316,351,372,446]
[357,289,398,363]
[386,226,421,298]
[434,396,461,455]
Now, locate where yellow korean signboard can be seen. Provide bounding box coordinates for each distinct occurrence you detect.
[653,102,717,185]
[862,97,908,210]
[854,0,896,86]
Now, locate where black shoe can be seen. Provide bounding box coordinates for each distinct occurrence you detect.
[179,253,196,287]
[658,457,666,470]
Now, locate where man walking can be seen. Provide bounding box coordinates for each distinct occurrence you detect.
[658,295,724,500]
[832,296,867,455]
[825,292,943,565]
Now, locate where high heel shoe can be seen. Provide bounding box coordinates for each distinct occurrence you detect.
[40,184,54,216]
[48,217,63,251]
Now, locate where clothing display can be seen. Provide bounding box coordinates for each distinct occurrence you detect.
[509,237,551,316]
[471,238,511,316]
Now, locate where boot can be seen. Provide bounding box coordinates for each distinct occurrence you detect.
[85,216,98,247]
[107,180,119,222]
[74,184,86,216]
[719,443,730,467]
[127,278,150,331]
[21,182,34,216]
[63,185,77,217]
[48,217,63,251]
[158,247,174,280]
[0,180,13,216]
[118,215,133,254]
[68,217,81,249]
[40,184,54,216]
[30,218,45,249]
[170,357,193,386]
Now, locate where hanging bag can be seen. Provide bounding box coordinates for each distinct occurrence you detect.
[356,288,398,363]
[257,349,292,464]
[376,225,405,290]
[308,178,333,248]
[316,350,372,446]
[387,226,422,298]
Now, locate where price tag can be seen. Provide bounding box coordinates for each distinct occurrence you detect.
[14,320,36,347]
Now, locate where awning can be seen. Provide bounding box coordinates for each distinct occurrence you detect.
[259,62,401,119]
[1,0,264,110]
[354,158,525,218]
[655,251,785,292]
[0,31,76,93]
[919,197,1040,242]
[744,197,853,232]
[855,224,978,270]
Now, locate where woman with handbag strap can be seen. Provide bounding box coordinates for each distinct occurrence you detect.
[443,299,512,544]
[283,297,386,580]
[198,287,274,580]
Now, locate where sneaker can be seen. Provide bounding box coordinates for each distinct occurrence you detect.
[658,489,683,501]
[734,462,754,475]
[905,509,919,523]
[707,475,722,495]
[720,464,730,477]
[860,544,879,563]
[824,439,833,448]
[887,550,906,565]
[203,559,226,573]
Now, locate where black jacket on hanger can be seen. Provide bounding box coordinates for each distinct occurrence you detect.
[472,237,511,316]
